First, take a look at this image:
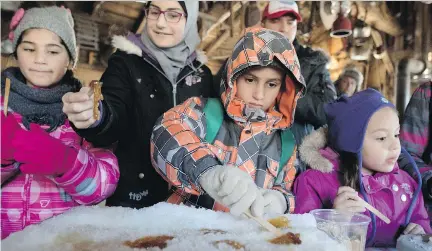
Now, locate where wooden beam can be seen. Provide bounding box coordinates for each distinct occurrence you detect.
[94,11,136,28]
[229,2,235,37]
[101,2,141,19]
[203,2,243,41]
[122,2,146,10]
[352,2,403,36]
[206,30,232,55]
[199,12,230,29]
[370,29,394,74]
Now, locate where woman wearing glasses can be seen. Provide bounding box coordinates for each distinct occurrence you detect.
[62,1,217,209]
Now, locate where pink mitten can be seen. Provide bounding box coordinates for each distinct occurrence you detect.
[1,113,22,164]
[12,123,78,176]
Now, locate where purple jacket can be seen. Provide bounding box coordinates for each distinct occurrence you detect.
[293,128,432,247]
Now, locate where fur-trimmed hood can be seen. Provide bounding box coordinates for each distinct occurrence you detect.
[111,35,208,65]
[299,127,334,173]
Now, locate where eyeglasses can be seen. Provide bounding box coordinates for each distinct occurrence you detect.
[145,7,186,23]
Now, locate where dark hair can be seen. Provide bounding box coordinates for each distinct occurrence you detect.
[338,151,360,191]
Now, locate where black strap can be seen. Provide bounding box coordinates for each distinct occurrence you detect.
[422,82,432,163]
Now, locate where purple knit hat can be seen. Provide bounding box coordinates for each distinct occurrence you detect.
[324,88,395,153]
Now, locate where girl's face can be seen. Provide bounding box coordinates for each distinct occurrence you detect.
[16,28,70,88]
[362,107,401,175]
[146,1,187,48]
[236,66,284,112]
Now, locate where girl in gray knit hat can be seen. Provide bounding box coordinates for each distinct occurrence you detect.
[1,6,119,239]
[62,1,217,209]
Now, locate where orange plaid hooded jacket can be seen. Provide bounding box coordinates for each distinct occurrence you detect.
[151,27,306,213]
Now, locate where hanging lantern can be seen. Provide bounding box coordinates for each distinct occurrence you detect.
[330,14,352,38]
[329,0,352,38]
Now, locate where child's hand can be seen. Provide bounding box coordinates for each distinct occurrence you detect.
[1,113,22,164]
[199,165,262,216]
[13,124,78,176]
[403,223,425,235]
[250,189,287,217]
[62,87,96,129]
[333,186,366,213]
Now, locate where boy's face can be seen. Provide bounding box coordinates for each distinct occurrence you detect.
[338,76,357,97]
[236,66,284,111]
[362,107,401,175]
[262,15,297,43]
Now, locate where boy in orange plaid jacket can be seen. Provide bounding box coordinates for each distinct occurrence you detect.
[151,27,305,217]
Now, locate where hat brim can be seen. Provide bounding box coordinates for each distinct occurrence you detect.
[263,10,302,22]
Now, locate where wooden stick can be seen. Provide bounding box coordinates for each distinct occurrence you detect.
[359,197,390,224]
[244,211,283,236]
[3,78,11,116]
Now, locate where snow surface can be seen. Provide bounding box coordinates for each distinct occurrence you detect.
[3,203,347,251]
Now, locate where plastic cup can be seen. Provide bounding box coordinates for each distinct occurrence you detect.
[311,209,371,251]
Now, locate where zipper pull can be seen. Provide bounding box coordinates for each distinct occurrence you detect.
[172,84,178,106]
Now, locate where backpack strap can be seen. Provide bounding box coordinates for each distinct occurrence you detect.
[278,129,296,176]
[422,82,432,163]
[203,97,296,176]
[204,98,224,144]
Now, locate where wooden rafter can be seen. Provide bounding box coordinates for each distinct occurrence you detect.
[352,2,403,37]
[370,29,394,74]
[202,2,244,41]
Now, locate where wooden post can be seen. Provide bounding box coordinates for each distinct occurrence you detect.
[229,2,235,37]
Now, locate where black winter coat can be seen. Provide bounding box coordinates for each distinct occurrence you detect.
[74,35,217,208]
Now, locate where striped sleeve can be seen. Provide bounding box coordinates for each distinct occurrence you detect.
[50,139,120,205]
[400,81,432,198]
[150,97,220,195]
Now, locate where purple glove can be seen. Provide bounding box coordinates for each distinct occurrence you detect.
[12,123,78,176]
[1,113,22,164]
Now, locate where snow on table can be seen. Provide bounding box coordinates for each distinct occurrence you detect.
[3,203,347,251]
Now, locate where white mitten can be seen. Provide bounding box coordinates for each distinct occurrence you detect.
[199,165,261,216]
[250,189,287,217]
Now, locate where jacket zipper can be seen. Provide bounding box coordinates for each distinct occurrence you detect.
[172,83,178,106]
[23,174,33,228]
[143,57,203,107]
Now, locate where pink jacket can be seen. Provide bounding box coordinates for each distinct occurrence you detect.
[293,128,431,247]
[1,99,120,239]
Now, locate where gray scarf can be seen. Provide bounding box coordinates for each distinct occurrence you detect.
[140,1,200,85]
[1,67,78,131]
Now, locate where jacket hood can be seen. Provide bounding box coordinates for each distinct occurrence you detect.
[299,127,334,173]
[220,27,306,131]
